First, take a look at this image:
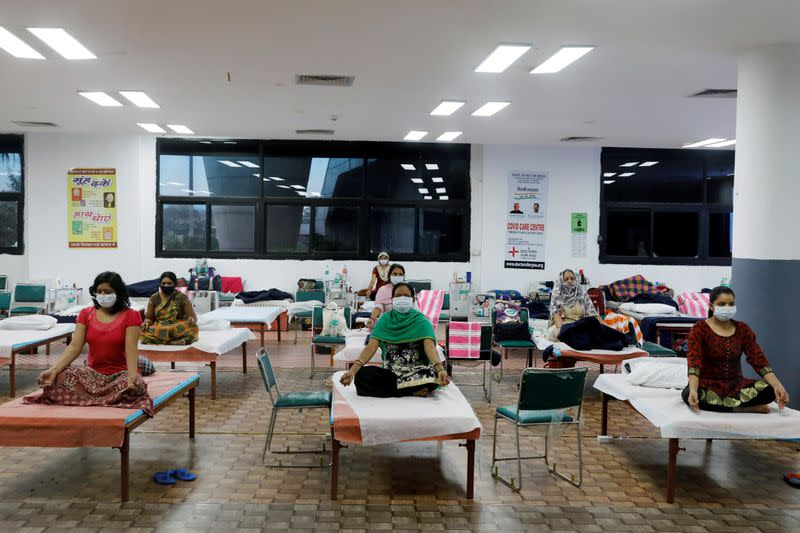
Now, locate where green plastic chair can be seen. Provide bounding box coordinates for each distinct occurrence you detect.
[256,348,331,468]
[310,305,352,379]
[491,367,588,491]
[444,322,493,401]
[490,307,536,382]
[0,292,11,318]
[439,293,451,323]
[11,284,47,316]
[293,289,326,343]
[0,275,7,291]
[407,279,432,293]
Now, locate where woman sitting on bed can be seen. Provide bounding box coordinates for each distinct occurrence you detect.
[25,272,153,414]
[683,286,789,413]
[340,282,450,397]
[139,271,199,345]
[547,269,600,340]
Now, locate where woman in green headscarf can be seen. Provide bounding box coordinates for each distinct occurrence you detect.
[340,283,450,397]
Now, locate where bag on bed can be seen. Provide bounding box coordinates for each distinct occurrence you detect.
[297,279,317,291]
[494,300,522,324]
[321,301,349,336]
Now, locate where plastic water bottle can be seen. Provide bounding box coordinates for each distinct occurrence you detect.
[720,277,729,287]
[324,264,331,281]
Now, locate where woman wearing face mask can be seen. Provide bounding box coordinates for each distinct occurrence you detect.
[340,283,450,397]
[367,252,391,300]
[546,269,599,340]
[683,286,789,413]
[140,271,199,345]
[366,263,407,329]
[25,272,154,414]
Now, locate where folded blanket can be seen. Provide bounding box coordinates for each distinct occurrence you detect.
[0,315,57,331]
[236,289,293,305]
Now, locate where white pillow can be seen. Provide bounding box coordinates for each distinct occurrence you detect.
[197,318,231,331]
[624,358,687,389]
[0,315,57,331]
[619,302,677,315]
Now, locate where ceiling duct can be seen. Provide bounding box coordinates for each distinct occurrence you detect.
[295,74,354,87]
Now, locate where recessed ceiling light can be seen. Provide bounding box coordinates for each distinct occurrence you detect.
[0,27,44,59]
[618,172,635,177]
[430,101,465,116]
[431,177,444,183]
[404,130,428,141]
[217,160,241,167]
[475,44,531,73]
[435,188,447,194]
[530,46,595,74]
[269,176,284,181]
[425,163,439,170]
[604,180,616,185]
[237,161,259,168]
[411,178,424,184]
[620,162,639,167]
[603,173,616,178]
[472,102,510,117]
[290,185,305,189]
[437,131,462,142]
[27,28,95,59]
[166,124,194,134]
[424,196,433,200]
[137,123,165,133]
[705,139,737,148]
[440,195,449,200]
[119,91,159,108]
[401,163,416,170]
[682,138,726,148]
[277,185,291,189]
[79,91,123,107]
[418,188,429,194]
[640,161,659,167]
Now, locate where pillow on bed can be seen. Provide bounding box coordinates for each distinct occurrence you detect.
[619,302,677,315]
[0,315,57,331]
[623,358,687,389]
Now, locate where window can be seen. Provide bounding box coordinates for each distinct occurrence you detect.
[600,147,733,265]
[0,135,24,254]
[156,139,470,260]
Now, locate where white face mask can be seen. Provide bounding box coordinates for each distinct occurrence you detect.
[390,275,405,285]
[713,305,736,321]
[379,259,389,266]
[95,293,117,309]
[393,296,413,313]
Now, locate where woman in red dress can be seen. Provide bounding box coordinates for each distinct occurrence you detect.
[683,286,789,413]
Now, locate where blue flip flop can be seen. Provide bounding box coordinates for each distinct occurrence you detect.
[168,468,197,481]
[153,471,176,485]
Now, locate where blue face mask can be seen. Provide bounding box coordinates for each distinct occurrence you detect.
[161,285,176,295]
[392,296,413,313]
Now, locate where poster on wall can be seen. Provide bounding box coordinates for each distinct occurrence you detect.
[571,212,588,258]
[67,168,117,248]
[504,170,548,269]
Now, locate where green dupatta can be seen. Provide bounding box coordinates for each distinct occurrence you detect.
[370,308,435,361]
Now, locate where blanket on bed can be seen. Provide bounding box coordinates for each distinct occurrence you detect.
[236,289,293,304]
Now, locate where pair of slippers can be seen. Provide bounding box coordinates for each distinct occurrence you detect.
[153,468,197,485]
[784,473,800,488]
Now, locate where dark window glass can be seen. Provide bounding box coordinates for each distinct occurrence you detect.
[0,201,19,247]
[162,204,206,251]
[365,159,468,200]
[370,207,415,254]
[606,210,651,257]
[419,208,464,255]
[709,212,733,258]
[210,205,256,252]
[159,155,261,197]
[0,153,22,193]
[314,206,358,252]
[603,158,703,203]
[653,212,699,257]
[266,205,311,252]
[263,157,362,198]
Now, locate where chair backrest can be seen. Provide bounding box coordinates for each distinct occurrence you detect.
[0,292,11,312]
[442,293,450,310]
[518,367,588,412]
[256,348,279,406]
[314,280,324,290]
[14,284,47,304]
[297,289,325,303]
[407,279,432,293]
[445,322,492,361]
[0,275,7,291]
[312,305,352,330]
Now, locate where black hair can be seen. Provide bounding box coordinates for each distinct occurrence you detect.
[389,263,406,277]
[708,285,735,317]
[89,271,130,314]
[561,269,576,278]
[391,282,416,299]
[159,271,178,284]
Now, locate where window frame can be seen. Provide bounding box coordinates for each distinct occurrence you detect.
[0,134,25,255]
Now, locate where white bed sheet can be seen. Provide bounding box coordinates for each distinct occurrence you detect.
[200,306,282,326]
[332,370,481,446]
[0,324,76,354]
[594,373,800,439]
[137,328,255,354]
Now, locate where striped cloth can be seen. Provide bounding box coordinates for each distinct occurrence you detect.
[447,322,483,359]
[604,312,644,346]
[416,290,446,330]
[677,292,710,318]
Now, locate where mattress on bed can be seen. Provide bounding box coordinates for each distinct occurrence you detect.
[138,328,255,354]
[0,324,77,354]
[230,299,291,311]
[200,306,283,325]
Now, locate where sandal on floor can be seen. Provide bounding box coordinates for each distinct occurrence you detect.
[323,377,333,388]
[784,473,800,488]
[168,468,197,481]
[153,471,176,485]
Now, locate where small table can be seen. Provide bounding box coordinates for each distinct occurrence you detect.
[654,323,694,348]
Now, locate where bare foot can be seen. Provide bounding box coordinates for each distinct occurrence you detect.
[412,388,429,398]
[734,404,771,414]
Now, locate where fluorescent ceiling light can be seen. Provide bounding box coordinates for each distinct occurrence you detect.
[411,178,424,184]
[472,101,510,117]
[79,91,123,107]
[604,180,616,185]
[262,177,270,181]
[137,123,165,133]
[199,141,212,144]
[237,161,259,168]
[431,177,444,183]
[269,176,284,181]
[253,173,260,177]
[430,101,465,116]
[0,27,45,59]
[119,90,159,108]
[27,28,95,59]
[425,164,439,170]
[618,172,635,177]
[217,160,241,167]
[530,46,595,74]
[424,196,433,200]
[440,195,449,200]
[404,130,428,141]
[297,191,307,196]
[640,161,659,167]
[603,173,616,178]
[475,44,531,73]
[437,131,462,141]
[223,141,236,144]
[166,124,194,134]
[277,185,291,189]
[435,187,447,193]
[705,139,737,148]
[290,185,305,189]
[401,163,416,170]
[620,162,638,167]
[682,138,726,148]
[418,188,429,194]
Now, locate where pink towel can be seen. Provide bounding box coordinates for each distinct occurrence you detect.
[417,290,445,329]
[677,292,710,318]
[447,322,482,359]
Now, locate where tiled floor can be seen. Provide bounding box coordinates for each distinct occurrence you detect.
[1,333,799,531]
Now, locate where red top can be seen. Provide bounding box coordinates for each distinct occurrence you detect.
[687,320,773,399]
[77,307,142,375]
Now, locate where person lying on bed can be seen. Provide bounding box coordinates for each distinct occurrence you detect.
[25,272,154,414]
[340,282,450,397]
[139,271,199,345]
[547,269,601,340]
[683,285,789,413]
[366,263,407,329]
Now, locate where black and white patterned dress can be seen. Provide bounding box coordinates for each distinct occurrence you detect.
[383,341,438,390]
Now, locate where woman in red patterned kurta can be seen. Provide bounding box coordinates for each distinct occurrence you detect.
[683,286,789,412]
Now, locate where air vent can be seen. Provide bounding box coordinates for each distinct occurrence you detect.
[295,129,335,135]
[691,89,737,98]
[561,136,604,142]
[12,120,59,127]
[295,74,354,87]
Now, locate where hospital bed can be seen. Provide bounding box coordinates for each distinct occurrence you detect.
[200,306,286,344]
[138,328,254,400]
[330,370,481,499]
[50,303,147,323]
[0,371,199,501]
[0,324,76,396]
[594,372,800,503]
